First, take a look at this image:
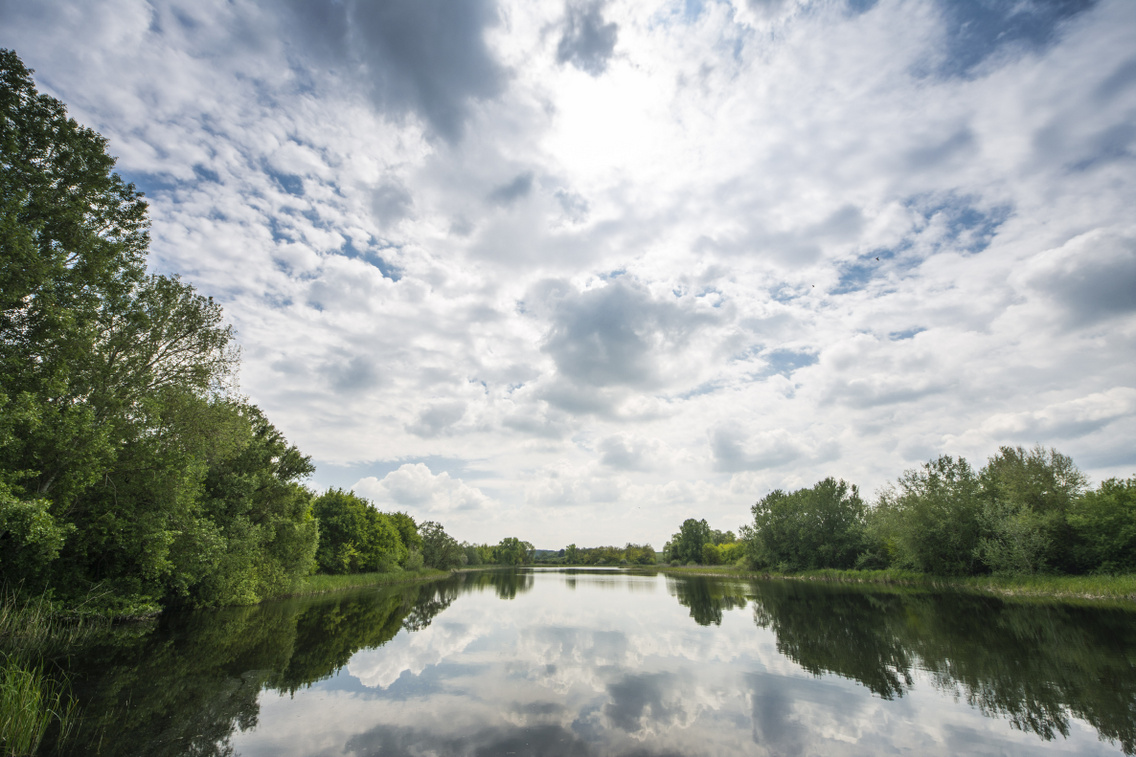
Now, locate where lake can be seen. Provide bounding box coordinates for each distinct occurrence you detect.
[56,568,1135,756]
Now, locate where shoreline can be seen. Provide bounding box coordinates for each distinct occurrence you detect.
[650,565,1136,605]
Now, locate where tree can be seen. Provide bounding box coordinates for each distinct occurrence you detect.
[872,456,983,575]
[745,478,866,571]
[495,537,534,566]
[0,50,316,610]
[1066,477,1136,574]
[420,521,464,570]
[667,518,711,564]
[975,445,1086,574]
[1,49,152,509]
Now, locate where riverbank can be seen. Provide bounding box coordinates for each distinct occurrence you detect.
[273,568,453,599]
[655,565,1136,604]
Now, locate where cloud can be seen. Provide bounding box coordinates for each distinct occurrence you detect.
[557,1,619,76]
[536,278,719,398]
[280,0,506,142]
[1021,230,1136,326]
[598,434,663,472]
[408,402,468,437]
[488,171,535,206]
[353,464,491,515]
[921,0,1100,80]
[7,0,1136,549]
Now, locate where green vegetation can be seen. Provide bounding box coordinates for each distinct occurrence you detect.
[285,567,449,597]
[744,477,866,571]
[651,445,1135,603]
[725,445,1135,585]
[0,49,321,614]
[1,654,78,756]
[0,590,98,755]
[536,543,655,566]
[0,49,465,630]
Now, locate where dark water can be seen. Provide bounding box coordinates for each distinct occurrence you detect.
[51,569,1136,756]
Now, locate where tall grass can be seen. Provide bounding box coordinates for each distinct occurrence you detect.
[655,564,1136,603]
[0,589,94,755]
[279,568,451,599]
[0,653,77,756]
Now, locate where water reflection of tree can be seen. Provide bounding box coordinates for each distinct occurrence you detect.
[455,568,535,600]
[666,576,748,626]
[732,578,1136,754]
[750,582,915,699]
[50,578,460,757]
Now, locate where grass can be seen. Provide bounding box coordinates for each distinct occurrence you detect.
[654,564,1136,603]
[0,589,94,756]
[0,654,78,757]
[279,568,452,598]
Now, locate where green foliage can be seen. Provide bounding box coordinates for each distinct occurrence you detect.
[666,518,711,565]
[976,446,1086,575]
[420,521,465,570]
[553,543,655,566]
[1,652,78,756]
[0,52,317,612]
[495,537,535,566]
[0,485,71,583]
[702,542,721,565]
[1068,477,1136,573]
[872,456,983,575]
[746,478,866,571]
[311,489,409,576]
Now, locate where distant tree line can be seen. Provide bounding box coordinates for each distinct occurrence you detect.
[460,537,536,568]
[537,543,657,566]
[739,446,1135,576]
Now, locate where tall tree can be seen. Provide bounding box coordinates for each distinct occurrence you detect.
[745,478,866,571]
[0,50,316,609]
[666,518,711,564]
[872,456,983,575]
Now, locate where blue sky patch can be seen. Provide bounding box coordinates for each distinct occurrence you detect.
[921,0,1097,80]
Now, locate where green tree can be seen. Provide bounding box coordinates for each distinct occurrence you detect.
[0,51,317,610]
[311,489,408,575]
[420,521,464,570]
[495,537,534,566]
[666,518,711,564]
[1,49,152,511]
[872,455,983,575]
[1067,477,1136,573]
[976,445,1086,574]
[745,478,866,571]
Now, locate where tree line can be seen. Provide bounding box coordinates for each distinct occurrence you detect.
[0,50,481,615]
[739,446,1134,576]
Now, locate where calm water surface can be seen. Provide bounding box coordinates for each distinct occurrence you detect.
[58,568,1135,756]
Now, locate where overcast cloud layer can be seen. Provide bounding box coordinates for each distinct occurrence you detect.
[4,0,1134,547]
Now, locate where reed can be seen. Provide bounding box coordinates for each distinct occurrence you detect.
[0,653,78,757]
[0,588,95,756]
[280,568,451,598]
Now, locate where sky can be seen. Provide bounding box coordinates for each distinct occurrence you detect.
[2,0,1134,549]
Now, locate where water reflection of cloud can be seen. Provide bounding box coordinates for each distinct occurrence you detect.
[231,572,1126,757]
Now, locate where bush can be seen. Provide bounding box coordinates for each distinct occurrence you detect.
[403,550,424,572]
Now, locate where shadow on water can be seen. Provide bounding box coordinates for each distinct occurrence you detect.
[674,577,1136,754]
